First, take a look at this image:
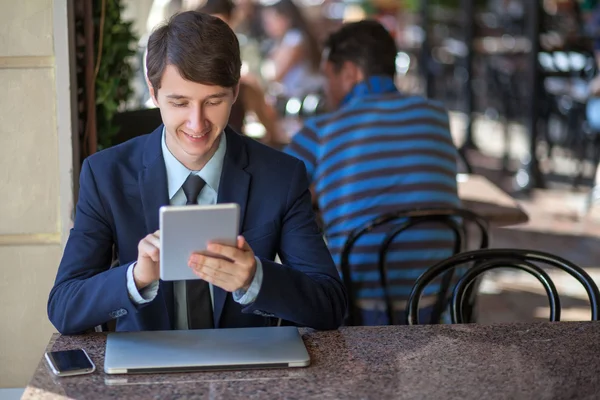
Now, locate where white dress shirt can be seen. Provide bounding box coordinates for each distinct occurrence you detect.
[125,129,264,329]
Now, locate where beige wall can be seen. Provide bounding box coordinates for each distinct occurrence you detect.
[0,0,75,387]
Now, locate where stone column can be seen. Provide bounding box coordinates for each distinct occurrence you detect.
[0,0,76,387]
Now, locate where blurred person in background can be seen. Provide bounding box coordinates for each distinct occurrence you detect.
[285,20,460,325]
[198,0,287,146]
[584,1,600,132]
[233,0,267,40]
[261,0,323,97]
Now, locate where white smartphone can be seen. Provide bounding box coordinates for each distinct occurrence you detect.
[45,349,96,377]
[159,203,240,281]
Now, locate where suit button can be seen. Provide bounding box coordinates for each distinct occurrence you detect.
[109,308,128,319]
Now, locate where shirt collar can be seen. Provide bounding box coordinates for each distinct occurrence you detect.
[161,127,227,200]
[340,75,399,107]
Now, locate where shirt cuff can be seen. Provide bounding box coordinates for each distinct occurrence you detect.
[126,262,159,304]
[232,257,263,305]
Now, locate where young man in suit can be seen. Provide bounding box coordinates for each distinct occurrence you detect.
[48,11,346,335]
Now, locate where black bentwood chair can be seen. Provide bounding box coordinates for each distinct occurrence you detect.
[406,248,600,325]
[340,208,489,326]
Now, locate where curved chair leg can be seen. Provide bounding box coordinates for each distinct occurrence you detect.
[429,219,464,324]
[451,259,561,323]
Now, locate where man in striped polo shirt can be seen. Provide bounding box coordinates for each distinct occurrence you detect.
[285,20,460,325]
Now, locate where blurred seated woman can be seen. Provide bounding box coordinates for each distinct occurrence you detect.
[198,0,288,146]
[261,0,323,98]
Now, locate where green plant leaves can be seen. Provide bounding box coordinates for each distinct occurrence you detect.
[93,0,138,150]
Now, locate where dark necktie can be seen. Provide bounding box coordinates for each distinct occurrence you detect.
[182,174,214,329]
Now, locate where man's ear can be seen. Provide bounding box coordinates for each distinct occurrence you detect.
[341,61,364,92]
[146,77,159,108]
[341,61,364,84]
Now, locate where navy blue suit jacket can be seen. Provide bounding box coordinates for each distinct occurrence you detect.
[48,126,347,334]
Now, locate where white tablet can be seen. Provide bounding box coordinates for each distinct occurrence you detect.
[159,203,240,281]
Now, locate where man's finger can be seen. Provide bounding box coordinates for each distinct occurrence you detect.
[191,266,236,292]
[140,241,160,262]
[237,235,251,251]
[189,254,236,278]
[146,234,160,249]
[149,249,160,263]
[206,242,243,261]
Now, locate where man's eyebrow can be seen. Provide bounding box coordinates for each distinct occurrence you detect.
[165,94,189,100]
[205,92,229,99]
[165,92,229,100]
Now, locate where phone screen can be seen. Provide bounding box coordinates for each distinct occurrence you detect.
[46,349,95,374]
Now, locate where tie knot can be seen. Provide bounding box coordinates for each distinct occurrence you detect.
[182,174,206,205]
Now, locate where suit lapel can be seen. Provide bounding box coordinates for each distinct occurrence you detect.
[138,126,174,329]
[213,127,251,327]
[139,132,169,234]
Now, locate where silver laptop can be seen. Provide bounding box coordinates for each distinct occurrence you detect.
[104,326,310,374]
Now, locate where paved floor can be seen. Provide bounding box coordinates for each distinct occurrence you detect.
[451,113,600,324]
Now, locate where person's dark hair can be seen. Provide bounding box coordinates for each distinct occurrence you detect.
[197,0,235,19]
[324,20,397,77]
[146,11,241,92]
[264,0,321,71]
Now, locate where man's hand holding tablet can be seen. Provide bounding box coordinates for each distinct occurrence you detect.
[133,230,161,290]
[187,235,257,292]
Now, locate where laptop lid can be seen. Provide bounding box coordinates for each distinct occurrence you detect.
[104,326,310,374]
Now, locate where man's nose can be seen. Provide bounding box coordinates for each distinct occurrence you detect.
[187,104,205,132]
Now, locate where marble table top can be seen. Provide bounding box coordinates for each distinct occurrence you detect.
[23,322,600,399]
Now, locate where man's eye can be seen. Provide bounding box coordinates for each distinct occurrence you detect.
[171,102,187,107]
[207,101,223,106]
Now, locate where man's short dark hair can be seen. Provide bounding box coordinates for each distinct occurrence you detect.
[324,20,397,77]
[197,0,235,19]
[146,11,241,91]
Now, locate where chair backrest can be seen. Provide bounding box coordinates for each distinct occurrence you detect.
[406,248,600,325]
[340,207,489,326]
